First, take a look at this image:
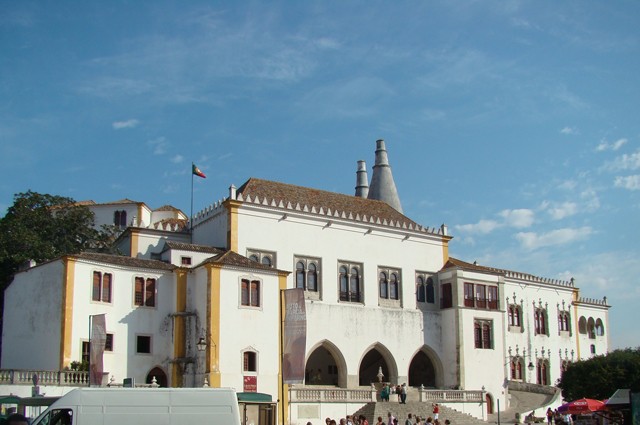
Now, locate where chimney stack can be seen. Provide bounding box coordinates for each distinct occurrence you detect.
[367,139,403,213]
[355,160,369,198]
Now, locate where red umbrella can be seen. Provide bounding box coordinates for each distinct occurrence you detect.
[558,398,606,415]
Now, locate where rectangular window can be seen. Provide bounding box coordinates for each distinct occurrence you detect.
[243,351,257,372]
[92,272,112,303]
[441,283,452,308]
[464,283,474,307]
[134,277,156,307]
[105,333,114,351]
[136,335,151,354]
[241,279,261,307]
[487,286,498,310]
[82,341,90,363]
[475,284,486,309]
[181,256,192,266]
[474,319,493,349]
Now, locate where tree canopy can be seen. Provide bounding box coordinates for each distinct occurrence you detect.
[0,191,100,290]
[557,347,640,401]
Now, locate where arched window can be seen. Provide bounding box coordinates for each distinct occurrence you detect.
[296,261,305,289]
[536,360,549,385]
[294,258,320,292]
[426,277,435,303]
[261,256,272,267]
[416,276,426,303]
[510,358,523,380]
[587,317,596,339]
[595,318,605,336]
[389,273,398,300]
[474,319,493,349]
[508,305,521,327]
[249,254,259,262]
[307,263,317,291]
[339,262,362,303]
[534,308,547,336]
[561,360,570,373]
[379,272,388,298]
[246,249,276,268]
[578,316,587,334]
[558,311,571,332]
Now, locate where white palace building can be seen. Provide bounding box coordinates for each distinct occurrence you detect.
[1,140,609,424]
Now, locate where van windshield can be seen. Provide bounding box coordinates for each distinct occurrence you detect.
[31,408,73,425]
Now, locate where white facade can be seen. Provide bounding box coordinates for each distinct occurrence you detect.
[1,146,610,425]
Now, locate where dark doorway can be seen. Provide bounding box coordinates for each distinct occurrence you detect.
[146,367,168,387]
[359,349,389,386]
[305,346,339,386]
[408,351,436,387]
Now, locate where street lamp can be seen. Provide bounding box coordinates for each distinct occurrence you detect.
[527,361,535,372]
[196,337,207,352]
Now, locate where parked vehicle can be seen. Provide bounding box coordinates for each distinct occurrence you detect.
[30,387,241,425]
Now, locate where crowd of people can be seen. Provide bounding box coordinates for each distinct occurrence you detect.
[316,408,451,425]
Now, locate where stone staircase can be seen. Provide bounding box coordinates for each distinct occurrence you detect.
[354,401,488,425]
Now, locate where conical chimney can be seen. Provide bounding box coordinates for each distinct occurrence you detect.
[367,139,403,213]
[355,160,369,198]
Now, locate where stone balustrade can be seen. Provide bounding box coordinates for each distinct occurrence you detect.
[0,369,90,386]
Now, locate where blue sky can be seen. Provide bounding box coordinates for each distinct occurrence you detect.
[1,1,638,349]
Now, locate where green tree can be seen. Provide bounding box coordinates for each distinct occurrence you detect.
[557,348,640,400]
[0,191,101,289]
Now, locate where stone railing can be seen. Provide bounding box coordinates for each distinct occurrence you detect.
[290,386,377,403]
[418,388,484,403]
[0,369,90,386]
[289,386,485,404]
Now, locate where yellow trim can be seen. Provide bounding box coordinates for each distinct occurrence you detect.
[573,288,580,359]
[60,258,76,370]
[207,265,222,387]
[225,200,242,252]
[172,269,188,387]
[130,229,139,258]
[278,273,288,425]
[442,238,450,263]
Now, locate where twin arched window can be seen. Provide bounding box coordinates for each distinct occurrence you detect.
[534,308,547,336]
[296,259,319,292]
[558,311,571,332]
[508,305,521,327]
[339,263,362,303]
[379,270,400,300]
[416,275,435,304]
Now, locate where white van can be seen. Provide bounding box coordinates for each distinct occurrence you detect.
[30,387,241,425]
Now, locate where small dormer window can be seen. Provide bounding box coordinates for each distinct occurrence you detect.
[181,256,192,266]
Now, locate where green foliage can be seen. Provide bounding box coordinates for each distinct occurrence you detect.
[69,360,89,371]
[0,191,100,290]
[557,347,640,400]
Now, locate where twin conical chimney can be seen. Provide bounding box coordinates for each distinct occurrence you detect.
[354,139,403,213]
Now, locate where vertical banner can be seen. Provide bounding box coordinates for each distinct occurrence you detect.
[283,289,306,384]
[90,314,107,386]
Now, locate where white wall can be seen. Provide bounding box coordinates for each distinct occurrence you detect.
[1,261,64,370]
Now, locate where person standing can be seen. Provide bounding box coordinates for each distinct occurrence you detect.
[433,404,440,421]
[400,383,407,404]
[546,408,553,425]
[387,412,396,425]
[405,413,413,425]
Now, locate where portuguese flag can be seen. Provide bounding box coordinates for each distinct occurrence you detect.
[192,163,206,178]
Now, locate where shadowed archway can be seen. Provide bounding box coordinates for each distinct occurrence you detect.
[305,340,347,387]
[358,343,398,386]
[407,346,444,388]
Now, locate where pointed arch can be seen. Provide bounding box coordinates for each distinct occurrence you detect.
[407,345,444,388]
[305,339,348,387]
[358,342,398,386]
[146,366,168,387]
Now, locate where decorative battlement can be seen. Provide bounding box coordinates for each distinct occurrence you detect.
[576,296,608,306]
[191,185,446,237]
[502,270,574,287]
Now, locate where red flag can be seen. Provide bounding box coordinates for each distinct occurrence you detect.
[192,164,206,178]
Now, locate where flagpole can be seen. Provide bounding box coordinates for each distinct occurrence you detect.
[190,162,194,244]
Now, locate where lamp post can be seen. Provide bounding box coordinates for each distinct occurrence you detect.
[197,337,207,352]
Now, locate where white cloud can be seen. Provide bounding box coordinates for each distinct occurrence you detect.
[112,119,139,129]
[614,175,640,191]
[515,226,593,250]
[597,138,628,152]
[580,189,600,211]
[560,126,578,135]
[314,37,341,50]
[557,180,577,190]
[603,149,640,171]
[499,209,534,228]
[546,202,578,220]
[147,137,168,155]
[455,219,500,235]
[171,155,184,164]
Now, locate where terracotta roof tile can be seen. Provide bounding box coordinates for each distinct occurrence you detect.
[201,250,288,273]
[155,205,181,212]
[153,218,188,231]
[72,252,176,271]
[163,241,225,255]
[236,178,426,231]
